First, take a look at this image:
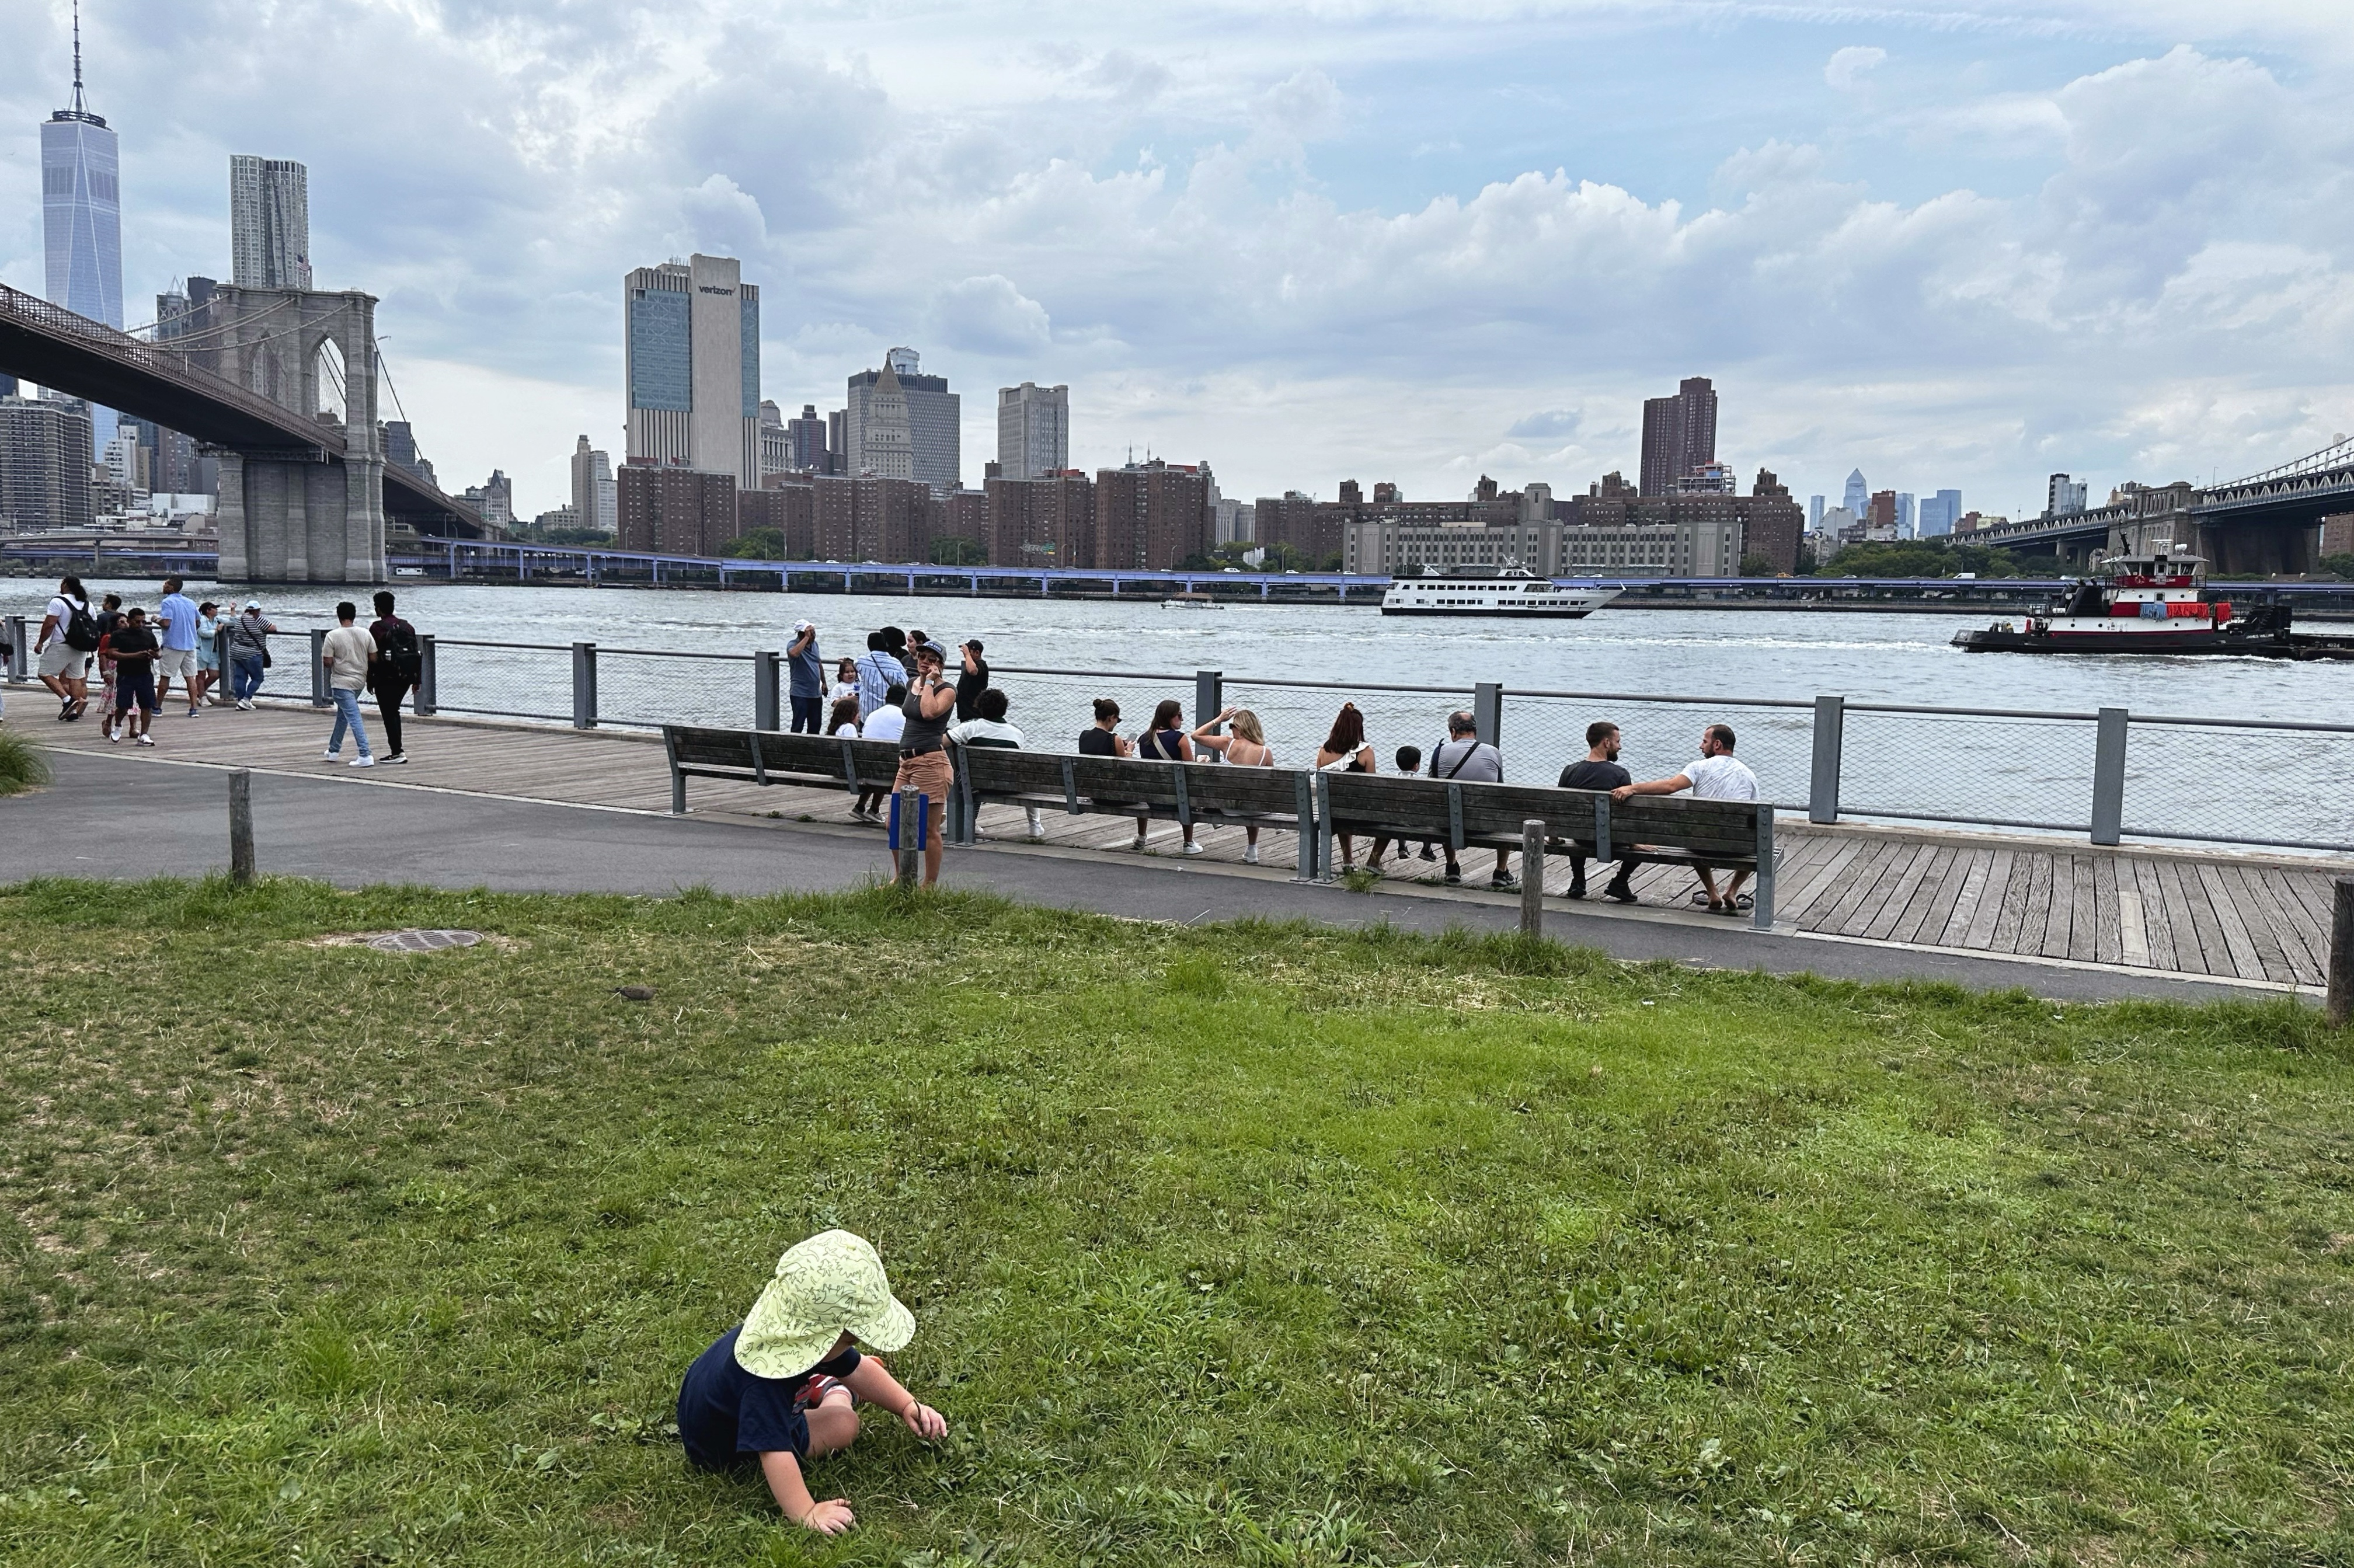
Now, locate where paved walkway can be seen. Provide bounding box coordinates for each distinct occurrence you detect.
[9,695,2344,1000]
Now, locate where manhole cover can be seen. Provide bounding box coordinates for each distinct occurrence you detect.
[365,928,482,954]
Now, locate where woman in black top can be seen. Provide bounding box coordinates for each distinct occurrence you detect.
[887,642,959,886]
[1133,699,1201,855]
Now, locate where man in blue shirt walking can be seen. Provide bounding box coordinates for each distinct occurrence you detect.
[152,576,203,717]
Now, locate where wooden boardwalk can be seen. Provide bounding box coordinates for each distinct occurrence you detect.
[28,698,2347,992]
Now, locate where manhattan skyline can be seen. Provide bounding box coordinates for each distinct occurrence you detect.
[2,1,2349,522]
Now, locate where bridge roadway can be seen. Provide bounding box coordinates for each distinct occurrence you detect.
[10,696,2341,1000]
[1976,435,2354,566]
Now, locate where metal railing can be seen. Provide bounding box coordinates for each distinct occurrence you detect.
[10,625,2347,855]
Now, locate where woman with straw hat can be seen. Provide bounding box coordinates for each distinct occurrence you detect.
[676,1230,948,1534]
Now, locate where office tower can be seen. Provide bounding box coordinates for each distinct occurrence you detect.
[756,399,791,480]
[2046,472,2088,515]
[381,420,435,489]
[1895,492,1916,537]
[1809,494,1825,529]
[847,349,959,493]
[1843,468,1868,517]
[996,382,1070,481]
[1867,490,1897,531]
[826,409,847,473]
[462,469,514,530]
[42,7,121,457]
[570,435,616,534]
[1931,488,1961,537]
[229,156,312,289]
[624,253,761,487]
[0,394,96,532]
[858,362,915,481]
[785,404,828,471]
[1638,376,1717,496]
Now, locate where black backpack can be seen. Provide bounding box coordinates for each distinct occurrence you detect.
[61,600,100,652]
[377,618,423,681]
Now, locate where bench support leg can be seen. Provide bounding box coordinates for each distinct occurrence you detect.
[1314,773,1335,883]
[1753,809,1776,931]
[671,772,685,816]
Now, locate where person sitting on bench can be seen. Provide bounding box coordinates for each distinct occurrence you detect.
[1612,722,1760,916]
[1558,720,1638,903]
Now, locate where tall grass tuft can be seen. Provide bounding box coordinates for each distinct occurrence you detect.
[0,726,51,796]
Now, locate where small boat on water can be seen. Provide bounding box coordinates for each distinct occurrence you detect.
[1950,547,2351,657]
[1380,567,1619,618]
[1161,591,1225,610]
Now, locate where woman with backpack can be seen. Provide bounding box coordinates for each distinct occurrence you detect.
[367,590,421,765]
[226,600,277,709]
[34,576,96,720]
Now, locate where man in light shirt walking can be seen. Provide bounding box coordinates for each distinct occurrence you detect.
[152,576,204,717]
[1612,722,1761,915]
[320,602,377,767]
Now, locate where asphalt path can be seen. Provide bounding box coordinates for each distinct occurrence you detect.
[0,746,2284,1005]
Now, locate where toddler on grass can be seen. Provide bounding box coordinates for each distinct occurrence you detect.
[676,1229,948,1535]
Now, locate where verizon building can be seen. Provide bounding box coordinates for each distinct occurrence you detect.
[624,254,761,487]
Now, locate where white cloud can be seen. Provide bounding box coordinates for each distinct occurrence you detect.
[1824,46,1888,92]
[928,275,1053,355]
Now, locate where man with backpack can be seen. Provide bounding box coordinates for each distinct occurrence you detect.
[34,575,96,720]
[368,590,422,765]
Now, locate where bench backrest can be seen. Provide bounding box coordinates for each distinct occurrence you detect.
[1321,770,1761,856]
[665,724,900,790]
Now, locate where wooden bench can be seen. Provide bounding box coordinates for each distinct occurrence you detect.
[949,747,1317,879]
[662,724,901,814]
[1317,771,1777,928]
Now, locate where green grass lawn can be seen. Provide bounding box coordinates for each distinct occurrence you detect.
[3,876,2352,1566]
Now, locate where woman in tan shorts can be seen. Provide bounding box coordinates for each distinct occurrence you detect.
[890,641,959,886]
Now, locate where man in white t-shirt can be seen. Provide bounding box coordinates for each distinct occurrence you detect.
[1613,723,1761,914]
[948,687,1044,841]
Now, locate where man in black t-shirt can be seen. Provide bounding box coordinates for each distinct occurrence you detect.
[367,590,421,765]
[953,640,990,723]
[107,607,162,747]
[1558,720,1639,902]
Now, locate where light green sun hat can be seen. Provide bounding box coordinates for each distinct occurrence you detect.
[733,1229,917,1379]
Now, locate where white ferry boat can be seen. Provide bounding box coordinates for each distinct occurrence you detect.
[1380,567,1619,619]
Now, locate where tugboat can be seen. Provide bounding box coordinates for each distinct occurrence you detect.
[1380,566,1620,618]
[1952,547,2296,656]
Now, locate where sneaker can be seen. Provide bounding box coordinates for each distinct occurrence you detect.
[1491,873,1520,892]
[1566,880,1587,900]
[1604,881,1639,904]
[1443,867,1461,886]
[1243,845,1260,865]
[107,727,121,743]
[1182,841,1204,856]
[384,752,408,765]
[136,734,155,747]
[1417,844,1437,861]
[236,699,254,711]
[350,755,375,768]
[1130,836,1148,853]
[323,750,339,761]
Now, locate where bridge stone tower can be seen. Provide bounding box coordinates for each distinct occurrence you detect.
[211,285,386,583]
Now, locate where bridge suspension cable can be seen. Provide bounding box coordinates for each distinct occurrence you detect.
[2216,434,2354,489]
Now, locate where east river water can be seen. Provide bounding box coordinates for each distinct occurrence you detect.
[7,578,2346,846]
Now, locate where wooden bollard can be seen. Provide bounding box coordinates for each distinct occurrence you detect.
[2329,879,2352,1029]
[1521,819,1544,939]
[895,789,922,890]
[229,769,255,886]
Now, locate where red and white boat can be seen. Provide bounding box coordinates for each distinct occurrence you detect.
[1952,548,2293,656]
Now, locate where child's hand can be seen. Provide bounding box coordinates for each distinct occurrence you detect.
[901,1400,948,1441]
[798,1499,856,1535]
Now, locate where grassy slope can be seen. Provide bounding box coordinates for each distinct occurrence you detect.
[1,877,2350,1566]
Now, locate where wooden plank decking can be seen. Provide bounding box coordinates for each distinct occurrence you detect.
[26,698,2347,991]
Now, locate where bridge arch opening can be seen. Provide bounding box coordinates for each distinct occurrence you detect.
[312,334,346,426]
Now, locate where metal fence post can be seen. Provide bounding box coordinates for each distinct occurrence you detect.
[415,635,437,716]
[1474,682,1503,749]
[754,650,781,731]
[1809,694,1845,824]
[571,642,599,729]
[1195,669,1223,754]
[4,615,24,682]
[308,628,329,706]
[2329,880,2352,1030]
[2091,706,2127,846]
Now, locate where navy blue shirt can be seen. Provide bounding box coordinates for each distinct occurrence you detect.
[676,1326,861,1471]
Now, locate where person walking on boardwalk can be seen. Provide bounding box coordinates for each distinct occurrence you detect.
[193,601,224,708]
[1425,710,1516,891]
[1559,721,1639,903]
[368,591,422,765]
[92,594,125,741]
[320,602,377,768]
[105,607,162,747]
[788,621,825,734]
[34,575,96,720]
[889,642,958,884]
[153,576,203,718]
[1189,706,1276,863]
[1612,722,1760,915]
[1314,702,1378,872]
[227,600,277,709]
[675,1229,946,1536]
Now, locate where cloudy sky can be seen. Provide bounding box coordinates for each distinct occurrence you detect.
[4,1,2351,521]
